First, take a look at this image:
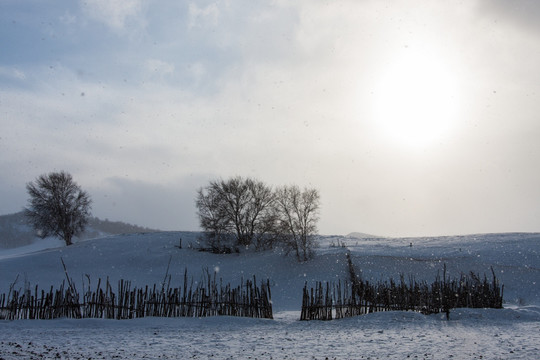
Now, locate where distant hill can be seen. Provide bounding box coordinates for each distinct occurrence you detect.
[346,232,381,239]
[0,211,160,248]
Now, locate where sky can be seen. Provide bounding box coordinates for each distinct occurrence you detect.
[1,0,540,237]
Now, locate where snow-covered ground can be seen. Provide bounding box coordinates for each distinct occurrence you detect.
[1,232,539,359]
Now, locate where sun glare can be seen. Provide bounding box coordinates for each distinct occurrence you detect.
[372,51,460,148]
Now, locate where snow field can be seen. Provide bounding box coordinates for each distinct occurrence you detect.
[1,308,539,359]
[0,231,539,359]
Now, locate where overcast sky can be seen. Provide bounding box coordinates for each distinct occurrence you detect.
[1,0,540,237]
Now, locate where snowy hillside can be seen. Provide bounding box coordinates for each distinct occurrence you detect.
[0,211,159,249]
[0,232,539,359]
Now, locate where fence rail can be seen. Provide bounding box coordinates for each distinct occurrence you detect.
[0,270,272,320]
[300,253,503,321]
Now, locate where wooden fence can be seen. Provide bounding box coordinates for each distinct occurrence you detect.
[0,270,272,320]
[300,253,503,321]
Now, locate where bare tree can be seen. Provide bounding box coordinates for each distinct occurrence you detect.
[242,178,276,249]
[275,185,320,261]
[196,185,232,252]
[25,171,92,246]
[196,177,321,259]
[215,176,252,246]
[196,176,276,250]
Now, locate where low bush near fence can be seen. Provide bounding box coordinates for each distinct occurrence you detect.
[300,253,503,321]
[0,268,272,320]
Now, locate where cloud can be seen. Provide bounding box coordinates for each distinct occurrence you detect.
[0,66,26,81]
[81,0,143,31]
[0,177,27,216]
[188,3,220,29]
[59,10,78,25]
[89,175,206,231]
[144,59,175,81]
[477,0,540,33]
[2,0,540,236]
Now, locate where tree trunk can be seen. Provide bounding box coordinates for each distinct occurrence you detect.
[64,233,73,246]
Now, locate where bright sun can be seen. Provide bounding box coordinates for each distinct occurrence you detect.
[372,51,460,148]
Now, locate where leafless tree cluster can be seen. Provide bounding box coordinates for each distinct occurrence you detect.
[196,176,320,261]
[274,185,320,261]
[25,171,92,246]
